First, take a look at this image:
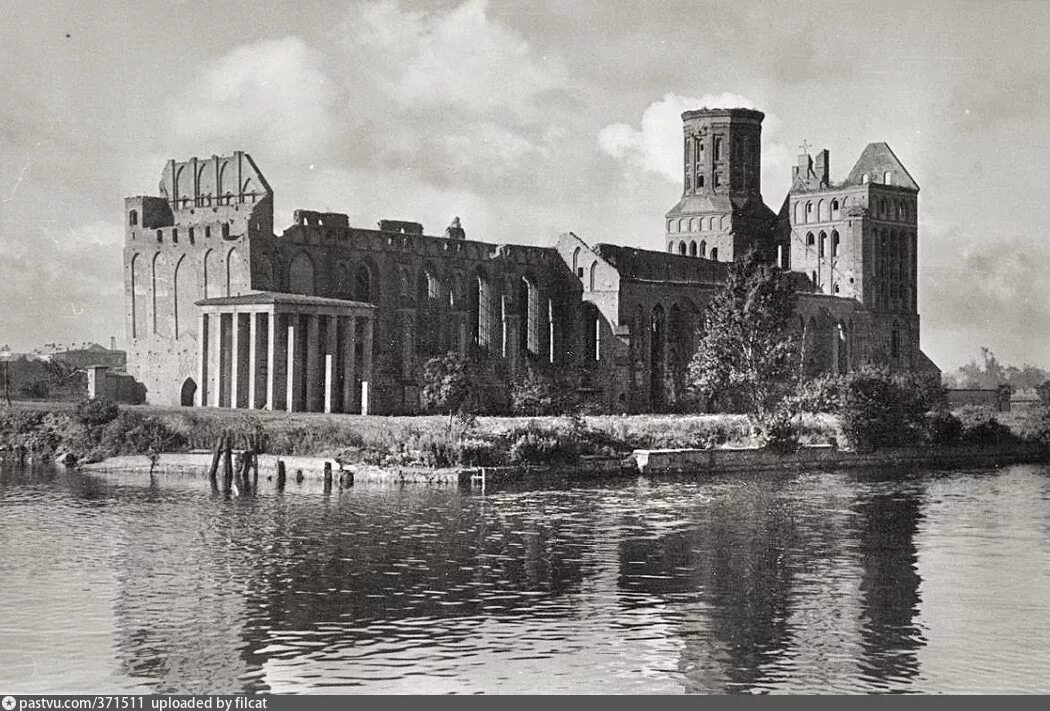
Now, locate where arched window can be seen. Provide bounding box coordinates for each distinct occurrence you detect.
[710,247,719,260]
[156,229,162,243]
[806,201,814,223]
[689,240,697,257]
[700,240,707,257]
[129,210,138,226]
[811,270,818,286]
[589,261,598,290]
[472,271,494,350]
[521,277,540,357]
[884,171,893,185]
[188,227,195,245]
[819,231,827,257]
[172,228,179,244]
[880,198,888,217]
[688,218,698,232]
[818,199,827,221]
[830,199,840,220]
[794,202,803,224]
[130,253,146,339]
[861,173,870,184]
[831,230,840,257]
[584,303,601,362]
[678,242,687,256]
[353,265,372,302]
[697,174,705,188]
[668,220,676,234]
[152,252,171,337]
[204,225,212,239]
[806,232,815,247]
[666,242,674,254]
[679,218,687,232]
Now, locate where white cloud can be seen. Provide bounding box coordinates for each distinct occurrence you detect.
[170,36,337,159]
[598,92,793,202]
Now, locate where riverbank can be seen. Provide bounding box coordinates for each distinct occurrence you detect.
[4,399,1050,485]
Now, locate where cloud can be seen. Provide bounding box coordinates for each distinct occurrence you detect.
[598,92,793,202]
[169,36,337,159]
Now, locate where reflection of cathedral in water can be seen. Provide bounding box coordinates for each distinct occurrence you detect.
[108,476,926,693]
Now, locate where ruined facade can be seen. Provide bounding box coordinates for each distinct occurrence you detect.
[123,109,938,413]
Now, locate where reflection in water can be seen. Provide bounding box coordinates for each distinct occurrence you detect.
[2,464,1049,693]
[855,484,925,690]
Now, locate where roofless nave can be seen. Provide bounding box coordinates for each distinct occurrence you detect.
[121,107,938,414]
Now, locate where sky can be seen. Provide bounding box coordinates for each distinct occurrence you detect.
[1,0,1049,371]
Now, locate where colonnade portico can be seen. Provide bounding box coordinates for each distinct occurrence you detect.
[195,292,374,414]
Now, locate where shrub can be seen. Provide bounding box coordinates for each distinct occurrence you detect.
[924,408,962,445]
[508,430,577,465]
[957,409,1019,447]
[18,379,50,399]
[456,437,504,466]
[793,375,845,413]
[838,368,927,451]
[510,368,556,416]
[74,397,119,427]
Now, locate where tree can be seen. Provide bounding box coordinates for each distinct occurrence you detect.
[687,250,801,448]
[421,352,472,430]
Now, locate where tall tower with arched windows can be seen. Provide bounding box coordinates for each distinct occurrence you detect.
[664,108,777,262]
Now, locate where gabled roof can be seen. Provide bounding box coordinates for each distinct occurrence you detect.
[844,143,919,190]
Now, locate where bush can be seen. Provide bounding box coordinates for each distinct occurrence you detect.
[456,437,504,466]
[508,429,578,465]
[793,375,845,413]
[957,408,1019,447]
[924,408,962,445]
[510,368,557,416]
[74,397,119,427]
[18,379,49,399]
[838,368,928,451]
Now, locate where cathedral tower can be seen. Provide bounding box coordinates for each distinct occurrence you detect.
[664,108,776,262]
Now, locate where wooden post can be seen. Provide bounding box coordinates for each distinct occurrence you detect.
[222,442,233,493]
[323,461,332,494]
[208,437,223,491]
[251,452,259,489]
[276,460,286,490]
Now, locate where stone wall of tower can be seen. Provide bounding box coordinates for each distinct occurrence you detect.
[123,153,271,406]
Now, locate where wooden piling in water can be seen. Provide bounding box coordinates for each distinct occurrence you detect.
[251,452,259,489]
[208,437,223,491]
[323,461,333,494]
[276,460,286,490]
[222,442,233,493]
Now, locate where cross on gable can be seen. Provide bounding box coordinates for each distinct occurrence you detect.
[799,139,812,155]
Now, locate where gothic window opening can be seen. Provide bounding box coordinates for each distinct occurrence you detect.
[832,230,840,257]
[714,173,722,188]
[713,137,723,161]
[700,240,707,258]
[473,272,495,352]
[807,232,815,247]
[689,240,697,257]
[831,199,840,220]
[156,230,162,243]
[679,242,687,256]
[710,247,719,260]
[521,277,541,358]
[697,173,705,188]
[806,201,814,223]
[129,210,138,226]
[188,227,195,245]
[589,261,599,289]
[205,225,211,239]
[819,231,827,258]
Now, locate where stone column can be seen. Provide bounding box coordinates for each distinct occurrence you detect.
[209,311,222,407]
[267,311,278,410]
[305,314,321,412]
[196,312,207,406]
[341,316,357,414]
[230,312,241,409]
[324,315,338,414]
[247,311,258,409]
[286,316,298,412]
[361,315,373,415]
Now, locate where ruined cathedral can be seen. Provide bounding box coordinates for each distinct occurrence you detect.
[122,107,939,414]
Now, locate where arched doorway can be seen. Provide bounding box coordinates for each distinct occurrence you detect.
[180,378,197,407]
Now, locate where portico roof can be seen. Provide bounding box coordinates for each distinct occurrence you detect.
[196,291,374,309]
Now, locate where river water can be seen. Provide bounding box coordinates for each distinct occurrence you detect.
[2,462,1050,694]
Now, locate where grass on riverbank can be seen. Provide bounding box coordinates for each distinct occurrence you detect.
[0,400,842,467]
[4,399,1047,469]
